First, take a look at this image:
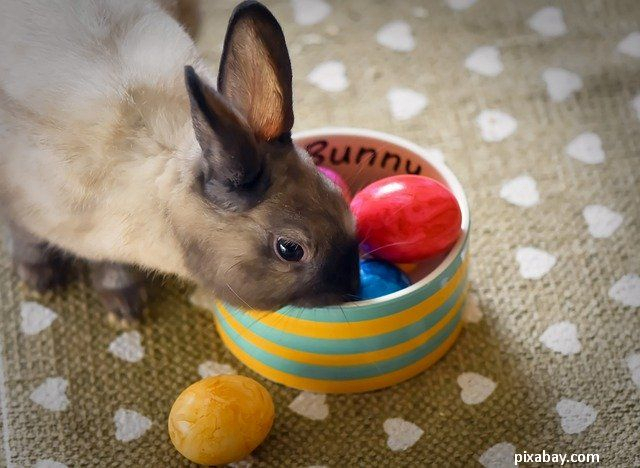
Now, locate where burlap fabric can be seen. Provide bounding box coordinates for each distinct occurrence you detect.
[1,0,639,466]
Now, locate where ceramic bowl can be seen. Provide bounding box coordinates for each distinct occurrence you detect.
[213,128,470,393]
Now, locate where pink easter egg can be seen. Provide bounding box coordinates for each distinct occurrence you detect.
[318,166,352,202]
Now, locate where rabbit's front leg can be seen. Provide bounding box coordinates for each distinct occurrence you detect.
[6,221,71,292]
[89,261,147,322]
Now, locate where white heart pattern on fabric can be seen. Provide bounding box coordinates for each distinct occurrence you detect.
[626,353,640,388]
[35,461,68,468]
[457,372,496,404]
[229,456,255,468]
[383,418,424,451]
[386,87,428,121]
[632,94,640,121]
[189,287,216,310]
[542,68,583,102]
[516,247,556,279]
[198,360,236,378]
[114,408,152,442]
[528,7,567,38]
[30,377,69,412]
[582,205,623,238]
[108,331,144,363]
[609,274,640,307]
[465,46,503,77]
[539,321,581,355]
[20,301,58,335]
[617,32,640,58]
[288,391,329,420]
[307,61,349,92]
[376,21,415,52]
[445,0,477,11]
[555,399,597,434]
[500,175,539,208]
[462,293,483,324]
[565,132,605,164]
[291,0,332,26]
[476,109,517,142]
[479,442,517,468]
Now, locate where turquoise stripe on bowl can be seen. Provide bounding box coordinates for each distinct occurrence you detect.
[216,274,467,354]
[216,307,462,380]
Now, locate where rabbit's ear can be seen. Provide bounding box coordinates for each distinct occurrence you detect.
[185,66,268,211]
[218,1,293,142]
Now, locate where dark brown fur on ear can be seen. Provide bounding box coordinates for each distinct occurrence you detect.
[184,66,269,211]
[218,1,294,141]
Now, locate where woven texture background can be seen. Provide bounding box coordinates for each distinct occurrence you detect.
[1,0,639,466]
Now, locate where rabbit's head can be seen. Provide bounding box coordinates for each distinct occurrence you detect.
[173,1,359,310]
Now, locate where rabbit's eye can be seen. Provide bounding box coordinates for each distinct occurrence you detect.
[275,237,304,262]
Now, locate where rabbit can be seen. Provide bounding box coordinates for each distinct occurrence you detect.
[0,0,360,321]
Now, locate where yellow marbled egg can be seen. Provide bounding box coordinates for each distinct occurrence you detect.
[168,375,274,465]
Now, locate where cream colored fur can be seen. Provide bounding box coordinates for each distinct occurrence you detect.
[0,0,212,278]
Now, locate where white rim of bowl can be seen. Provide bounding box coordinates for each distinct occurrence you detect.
[292,127,471,308]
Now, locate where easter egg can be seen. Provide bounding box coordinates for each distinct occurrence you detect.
[358,259,411,300]
[318,166,352,202]
[168,375,274,466]
[350,175,462,263]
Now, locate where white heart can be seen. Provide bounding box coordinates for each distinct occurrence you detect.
[376,21,415,52]
[189,287,216,310]
[291,0,331,26]
[528,7,567,38]
[383,418,424,451]
[516,247,556,280]
[626,353,640,388]
[386,87,428,121]
[565,132,605,164]
[555,399,597,434]
[307,61,349,92]
[198,360,236,378]
[542,67,583,102]
[229,456,255,468]
[476,109,517,142]
[114,408,152,442]
[30,377,69,412]
[108,331,144,363]
[288,391,329,420]
[457,372,496,405]
[35,461,68,468]
[617,32,640,58]
[582,205,623,238]
[465,46,503,77]
[539,321,581,355]
[20,301,58,335]
[500,175,539,208]
[632,94,640,121]
[462,293,483,324]
[609,274,640,307]
[479,442,516,468]
[445,0,477,11]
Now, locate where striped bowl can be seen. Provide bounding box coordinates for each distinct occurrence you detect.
[213,128,470,394]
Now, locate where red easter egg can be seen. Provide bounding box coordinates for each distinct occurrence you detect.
[318,166,352,202]
[350,175,462,263]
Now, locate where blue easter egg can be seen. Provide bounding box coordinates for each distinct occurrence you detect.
[358,259,411,301]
